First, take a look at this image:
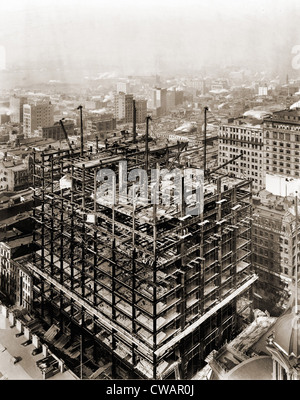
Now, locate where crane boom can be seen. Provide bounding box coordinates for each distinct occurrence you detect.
[208,152,243,175]
[59,119,73,153]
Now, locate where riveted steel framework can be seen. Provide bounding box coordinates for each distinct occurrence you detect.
[27,142,257,379]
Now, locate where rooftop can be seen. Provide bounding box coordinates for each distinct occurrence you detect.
[224,356,272,380]
[0,312,76,380]
[1,235,32,249]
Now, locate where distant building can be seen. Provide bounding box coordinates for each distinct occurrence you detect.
[156,87,167,116]
[87,115,116,134]
[116,82,131,94]
[148,88,167,117]
[42,121,75,141]
[23,101,54,137]
[166,90,176,111]
[84,100,105,110]
[10,95,27,123]
[0,114,10,124]
[258,86,268,96]
[135,99,147,124]
[114,92,134,123]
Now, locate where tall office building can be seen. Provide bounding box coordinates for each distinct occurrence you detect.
[125,94,134,124]
[166,90,176,111]
[116,81,131,94]
[114,92,134,123]
[218,117,264,193]
[23,101,54,137]
[10,95,27,123]
[252,192,293,315]
[149,88,167,117]
[263,109,300,181]
[135,99,147,124]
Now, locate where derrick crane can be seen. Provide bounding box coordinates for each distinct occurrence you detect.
[59,119,73,153]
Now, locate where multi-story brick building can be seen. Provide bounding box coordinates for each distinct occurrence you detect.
[114,92,134,123]
[42,121,75,141]
[0,158,32,191]
[218,117,264,193]
[135,99,147,124]
[263,109,300,182]
[10,95,27,123]
[23,101,54,137]
[252,191,295,315]
[0,236,34,305]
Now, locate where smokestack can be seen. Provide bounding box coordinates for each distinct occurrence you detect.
[133,99,137,143]
[96,136,99,152]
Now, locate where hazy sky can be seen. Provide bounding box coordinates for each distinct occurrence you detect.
[0,0,300,76]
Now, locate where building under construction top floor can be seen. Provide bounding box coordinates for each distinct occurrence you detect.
[26,139,257,379]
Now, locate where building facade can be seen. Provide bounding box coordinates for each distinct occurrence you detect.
[114,92,134,123]
[0,159,32,191]
[42,121,75,141]
[135,99,147,124]
[218,118,264,193]
[0,237,34,305]
[23,101,54,137]
[252,192,294,315]
[148,88,167,117]
[10,95,27,124]
[263,109,300,182]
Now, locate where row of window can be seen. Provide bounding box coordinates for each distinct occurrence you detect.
[266,166,300,176]
[220,147,262,157]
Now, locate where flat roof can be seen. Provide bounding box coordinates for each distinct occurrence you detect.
[0,312,76,380]
[1,236,32,249]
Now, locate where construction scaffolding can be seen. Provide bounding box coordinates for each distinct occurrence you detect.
[26,139,257,379]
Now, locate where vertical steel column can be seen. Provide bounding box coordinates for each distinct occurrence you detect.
[60,158,64,285]
[203,106,208,175]
[70,163,75,292]
[180,173,187,330]
[111,202,117,377]
[50,155,54,275]
[41,152,45,271]
[81,164,86,298]
[77,105,84,157]
[131,200,138,369]
[152,201,158,379]
[40,152,46,319]
[145,116,152,172]
[32,149,37,266]
[133,100,137,143]
[93,169,97,309]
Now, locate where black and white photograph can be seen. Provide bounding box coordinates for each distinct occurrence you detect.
[0,0,300,387]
